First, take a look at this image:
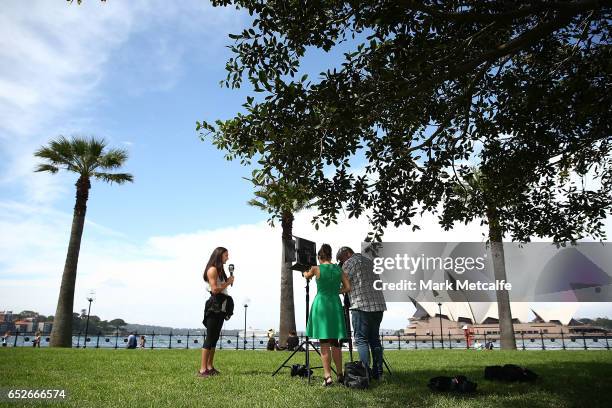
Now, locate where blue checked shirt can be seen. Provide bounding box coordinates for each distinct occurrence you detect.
[342,253,387,312]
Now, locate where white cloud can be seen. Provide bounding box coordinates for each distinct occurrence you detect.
[0,198,477,329]
[0,0,247,204]
[0,1,134,204]
[1,200,611,330]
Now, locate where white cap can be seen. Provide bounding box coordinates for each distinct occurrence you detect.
[462,325,468,330]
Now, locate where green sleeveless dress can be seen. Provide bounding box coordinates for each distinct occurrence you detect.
[305,263,347,340]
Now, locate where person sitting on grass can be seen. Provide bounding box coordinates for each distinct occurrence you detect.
[127,332,137,349]
[304,244,351,386]
[267,336,277,351]
[286,330,299,351]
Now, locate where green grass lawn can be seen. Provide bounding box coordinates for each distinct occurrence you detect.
[1,349,611,407]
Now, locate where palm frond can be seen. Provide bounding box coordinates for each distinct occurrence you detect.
[247,199,267,209]
[34,163,59,173]
[249,178,313,214]
[92,172,133,184]
[34,136,74,166]
[33,146,67,165]
[71,137,98,172]
[86,137,106,159]
[98,149,129,170]
[35,135,132,189]
[70,137,90,159]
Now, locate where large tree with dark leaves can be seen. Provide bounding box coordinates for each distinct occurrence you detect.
[199,1,611,349]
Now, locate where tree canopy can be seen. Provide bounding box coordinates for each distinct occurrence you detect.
[199,1,611,242]
[34,136,133,185]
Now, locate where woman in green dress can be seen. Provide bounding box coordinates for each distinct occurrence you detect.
[304,244,351,386]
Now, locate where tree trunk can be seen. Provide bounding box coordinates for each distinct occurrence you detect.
[486,205,517,350]
[50,176,90,347]
[279,210,296,347]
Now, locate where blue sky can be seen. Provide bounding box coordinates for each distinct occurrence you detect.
[0,1,261,239]
[0,0,610,330]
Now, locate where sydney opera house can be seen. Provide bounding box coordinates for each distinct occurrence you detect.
[405,300,585,338]
[400,243,611,339]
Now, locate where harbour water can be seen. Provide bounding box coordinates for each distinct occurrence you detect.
[5,333,610,350]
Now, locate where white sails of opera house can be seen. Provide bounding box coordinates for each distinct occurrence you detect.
[410,300,577,326]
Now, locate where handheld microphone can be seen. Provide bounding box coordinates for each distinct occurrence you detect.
[228,264,234,286]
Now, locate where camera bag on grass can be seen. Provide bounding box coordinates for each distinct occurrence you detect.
[343,361,370,389]
[290,364,313,378]
[484,364,538,382]
[428,375,478,393]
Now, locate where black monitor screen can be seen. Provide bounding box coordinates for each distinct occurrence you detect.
[293,237,317,271]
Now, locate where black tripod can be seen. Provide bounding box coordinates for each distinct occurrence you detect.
[272,277,329,384]
[343,294,393,377]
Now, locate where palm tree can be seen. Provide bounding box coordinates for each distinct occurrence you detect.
[450,169,517,350]
[34,136,133,347]
[248,179,311,347]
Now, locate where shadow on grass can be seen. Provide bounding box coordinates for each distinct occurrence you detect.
[261,355,611,408]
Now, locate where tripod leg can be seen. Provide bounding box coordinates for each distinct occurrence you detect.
[343,294,354,362]
[310,342,321,356]
[272,344,304,376]
[306,337,311,384]
[382,355,393,376]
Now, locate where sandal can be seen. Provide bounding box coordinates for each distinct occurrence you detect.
[197,369,211,378]
[323,376,333,387]
[337,373,344,385]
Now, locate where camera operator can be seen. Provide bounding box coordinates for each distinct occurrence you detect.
[337,246,387,380]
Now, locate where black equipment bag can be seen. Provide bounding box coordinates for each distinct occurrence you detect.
[453,375,478,393]
[484,364,538,382]
[290,364,313,378]
[428,376,453,392]
[344,361,370,389]
[428,375,477,393]
[484,365,504,381]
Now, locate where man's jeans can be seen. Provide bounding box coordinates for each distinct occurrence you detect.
[351,310,384,378]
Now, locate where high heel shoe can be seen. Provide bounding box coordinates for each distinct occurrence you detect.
[323,376,333,386]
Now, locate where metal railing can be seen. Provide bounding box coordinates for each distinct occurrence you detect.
[378,330,611,351]
[2,329,610,350]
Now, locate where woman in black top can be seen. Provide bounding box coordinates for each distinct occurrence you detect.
[198,247,234,378]
[286,330,299,351]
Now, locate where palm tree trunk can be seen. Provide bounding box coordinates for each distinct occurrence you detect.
[50,176,90,347]
[486,205,517,350]
[279,210,297,347]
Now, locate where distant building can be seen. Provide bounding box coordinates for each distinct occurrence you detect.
[405,300,584,338]
[13,320,36,333]
[0,311,14,323]
[37,322,53,334]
